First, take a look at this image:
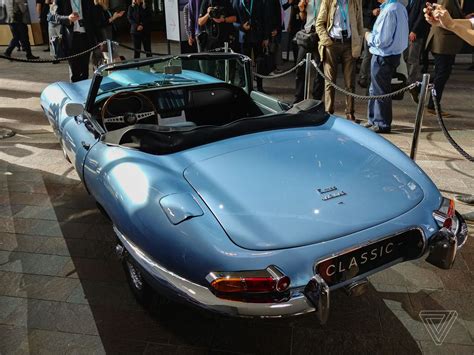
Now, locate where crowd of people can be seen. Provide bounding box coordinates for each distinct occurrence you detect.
[2,0,473,132]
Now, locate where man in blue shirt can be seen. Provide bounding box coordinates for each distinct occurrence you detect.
[365,0,408,133]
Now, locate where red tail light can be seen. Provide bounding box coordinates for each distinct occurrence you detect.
[207,266,290,299]
[211,276,277,293]
[433,198,456,231]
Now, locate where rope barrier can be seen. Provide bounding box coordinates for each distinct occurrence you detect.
[1,43,472,162]
[254,59,306,79]
[0,41,105,63]
[311,59,418,100]
[431,88,474,162]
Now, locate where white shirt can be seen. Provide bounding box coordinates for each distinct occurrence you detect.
[70,0,85,33]
[329,0,352,39]
[304,0,320,33]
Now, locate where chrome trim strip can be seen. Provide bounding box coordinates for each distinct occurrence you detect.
[113,226,315,318]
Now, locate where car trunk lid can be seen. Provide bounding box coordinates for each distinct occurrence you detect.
[184,132,424,250]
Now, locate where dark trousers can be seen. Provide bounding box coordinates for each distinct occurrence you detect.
[68,32,91,83]
[368,54,400,129]
[132,33,152,59]
[294,45,324,103]
[427,53,456,110]
[6,23,32,55]
[241,42,264,91]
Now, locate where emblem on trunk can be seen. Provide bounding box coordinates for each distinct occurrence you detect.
[317,186,346,201]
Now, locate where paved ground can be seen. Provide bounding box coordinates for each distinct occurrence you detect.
[0,42,473,354]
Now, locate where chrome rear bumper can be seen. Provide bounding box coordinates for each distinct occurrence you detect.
[114,227,317,318]
[114,212,467,322]
[426,212,468,269]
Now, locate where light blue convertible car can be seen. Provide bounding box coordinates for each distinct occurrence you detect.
[41,53,468,323]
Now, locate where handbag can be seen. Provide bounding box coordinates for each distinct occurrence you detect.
[295,29,318,50]
[50,35,67,59]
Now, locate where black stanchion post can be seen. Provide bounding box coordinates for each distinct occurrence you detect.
[304,53,312,100]
[410,73,430,160]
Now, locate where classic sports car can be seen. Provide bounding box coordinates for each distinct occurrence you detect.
[41,53,468,323]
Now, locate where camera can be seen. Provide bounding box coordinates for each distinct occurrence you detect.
[78,19,84,27]
[341,29,348,38]
[209,6,225,19]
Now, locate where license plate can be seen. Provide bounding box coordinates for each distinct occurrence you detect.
[315,229,424,286]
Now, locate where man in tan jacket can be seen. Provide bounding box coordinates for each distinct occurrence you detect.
[316,0,363,121]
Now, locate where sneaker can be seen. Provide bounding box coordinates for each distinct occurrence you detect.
[367,124,391,134]
[454,194,474,205]
[364,122,373,128]
[426,108,453,117]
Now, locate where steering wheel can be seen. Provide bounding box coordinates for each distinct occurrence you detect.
[101,91,158,131]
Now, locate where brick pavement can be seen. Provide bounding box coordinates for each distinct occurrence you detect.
[0,44,473,354]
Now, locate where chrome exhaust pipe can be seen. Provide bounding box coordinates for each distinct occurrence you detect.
[344,279,368,297]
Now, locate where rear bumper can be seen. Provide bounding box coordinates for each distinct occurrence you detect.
[114,214,468,321]
[426,211,468,269]
[114,227,316,318]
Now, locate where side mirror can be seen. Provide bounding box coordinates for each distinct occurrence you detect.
[65,102,84,117]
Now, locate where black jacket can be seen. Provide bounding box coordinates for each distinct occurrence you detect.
[407,0,429,38]
[267,0,283,35]
[127,3,152,34]
[362,0,379,30]
[48,0,97,55]
[233,0,270,44]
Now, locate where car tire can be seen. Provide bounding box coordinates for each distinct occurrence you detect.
[123,256,153,306]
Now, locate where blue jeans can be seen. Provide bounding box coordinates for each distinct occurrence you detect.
[367,54,400,129]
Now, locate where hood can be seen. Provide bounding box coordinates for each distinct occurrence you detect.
[184,132,424,250]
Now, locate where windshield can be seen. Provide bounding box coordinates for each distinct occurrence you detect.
[96,55,248,98]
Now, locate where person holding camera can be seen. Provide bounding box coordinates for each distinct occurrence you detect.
[425,0,464,117]
[4,0,39,60]
[316,0,363,122]
[48,0,97,82]
[293,0,324,103]
[127,0,152,58]
[198,0,237,51]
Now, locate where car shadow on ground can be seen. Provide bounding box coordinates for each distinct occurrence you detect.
[4,159,468,354]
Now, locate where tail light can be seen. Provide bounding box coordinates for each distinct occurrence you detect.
[433,198,456,231]
[206,266,290,302]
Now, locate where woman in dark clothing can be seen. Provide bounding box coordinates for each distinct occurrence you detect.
[282,0,302,63]
[94,0,124,41]
[127,0,152,58]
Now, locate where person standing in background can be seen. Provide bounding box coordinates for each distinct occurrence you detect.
[37,0,51,51]
[234,0,270,92]
[316,0,364,122]
[425,0,464,117]
[94,0,124,41]
[283,0,303,64]
[358,0,380,88]
[4,0,40,59]
[404,0,429,103]
[127,0,152,58]
[365,0,408,133]
[268,0,284,74]
[188,0,203,51]
[293,0,324,103]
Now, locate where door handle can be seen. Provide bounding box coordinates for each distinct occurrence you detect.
[81,141,90,150]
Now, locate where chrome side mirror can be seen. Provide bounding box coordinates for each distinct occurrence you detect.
[65,102,84,117]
